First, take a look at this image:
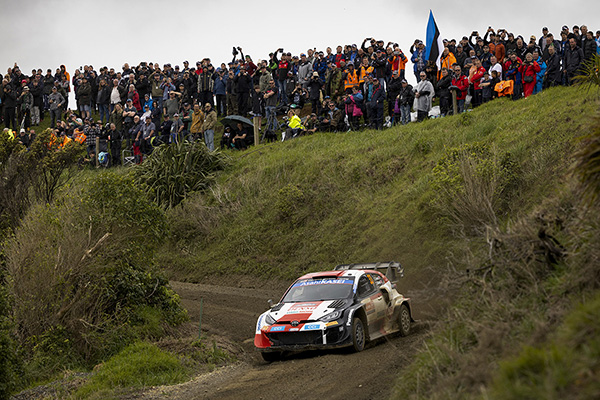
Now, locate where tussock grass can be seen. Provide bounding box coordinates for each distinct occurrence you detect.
[161,86,598,284]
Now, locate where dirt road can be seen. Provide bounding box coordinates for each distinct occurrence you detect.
[133,278,440,400]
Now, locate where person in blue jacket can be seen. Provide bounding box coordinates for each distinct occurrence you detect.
[533,50,546,95]
[411,40,427,81]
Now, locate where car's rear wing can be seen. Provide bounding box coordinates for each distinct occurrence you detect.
[333,262,404,284]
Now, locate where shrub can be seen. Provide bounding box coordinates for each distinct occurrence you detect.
[431,142,520,235]
[134,141,227,208]
[6,171,186,375]
[573,118,600,206]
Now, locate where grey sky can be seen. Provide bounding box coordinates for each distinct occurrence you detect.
[1,0,597,86]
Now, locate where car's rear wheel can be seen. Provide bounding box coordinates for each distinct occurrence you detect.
[351,317,366,352]
[398,304,411,337]
[261,351,282,363]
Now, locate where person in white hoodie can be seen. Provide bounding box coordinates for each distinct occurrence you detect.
[413,71,434,122]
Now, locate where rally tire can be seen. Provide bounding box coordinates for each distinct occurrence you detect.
[261,351,282,363]
[351,317,366,352]
[399,304,411,337]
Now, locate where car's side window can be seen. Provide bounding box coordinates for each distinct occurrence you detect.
[357,275,375,298]
[370,273,384,288]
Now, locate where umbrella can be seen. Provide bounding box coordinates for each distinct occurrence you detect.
[221,115,254,128]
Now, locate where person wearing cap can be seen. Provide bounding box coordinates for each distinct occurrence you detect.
[504,51,523,99]
[582,29,597,62]
[77,77,92,120]
[386,70,402,124]
[505,33,518,55]
[234,66,252,115]
[531,50,546,95]
[343,63,359,94]
[436,68,452,117]
[397,79,414,124]
[47,86,65,128]
[519,52,541,98]
[388,46,408,81]
[450,63,468,114]
[18,85,33,129]
[325,62,344,103]
[368,78,385,129]
[203,103,216,151]
[539,27,549,52]
[411,41,427,81]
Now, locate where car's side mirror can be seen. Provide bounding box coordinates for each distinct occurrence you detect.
[268,299,274,308]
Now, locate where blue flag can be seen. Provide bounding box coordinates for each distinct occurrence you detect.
[424,10,443,68]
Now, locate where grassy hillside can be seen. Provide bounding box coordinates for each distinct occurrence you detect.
[161,86,597,285]
[159,85,600,398]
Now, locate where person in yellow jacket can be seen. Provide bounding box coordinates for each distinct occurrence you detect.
[283,109,305,141]
[190,103,205,142]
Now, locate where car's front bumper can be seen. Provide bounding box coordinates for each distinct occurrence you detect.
[255,320,352,352]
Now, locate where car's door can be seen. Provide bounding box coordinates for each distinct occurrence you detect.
[356,274,385,338]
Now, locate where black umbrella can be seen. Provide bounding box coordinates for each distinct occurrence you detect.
[221,115,254,128]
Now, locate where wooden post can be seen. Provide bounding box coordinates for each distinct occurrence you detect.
[198,297,204,339]
[95,136,100,167]
[452,90,458,116]
[253,116,259,146]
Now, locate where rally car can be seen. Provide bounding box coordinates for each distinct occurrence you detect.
[254,262,413,362]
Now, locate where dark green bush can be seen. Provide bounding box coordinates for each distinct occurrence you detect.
[6,170,186,379]
[134,141,227,208]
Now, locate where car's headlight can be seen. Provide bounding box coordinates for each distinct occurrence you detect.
[265,313,277,325]
[319,310,342,322]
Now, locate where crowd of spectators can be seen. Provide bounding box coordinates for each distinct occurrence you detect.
[2,24,598,163]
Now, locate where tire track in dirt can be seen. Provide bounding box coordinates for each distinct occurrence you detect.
[132,281,441,400]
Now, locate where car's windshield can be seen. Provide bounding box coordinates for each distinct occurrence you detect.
[282,278,355,302]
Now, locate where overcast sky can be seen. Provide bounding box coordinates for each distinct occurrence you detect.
[1,0,597,87]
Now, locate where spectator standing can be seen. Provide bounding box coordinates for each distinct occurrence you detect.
[451,64,469,114]
[532,50,546,94]
[368,79,385,129]
[109,79,122,113]
[189,103,204,142]
[97,79,110,124]
[297,53,313,90]
[563,37,584,85]
[436,68,452,116]
[214,68,227,117]
[397,79,414,125]
[413,72,434,122]
[203,103,216,151]
[235,67,252,116]
[519,53,541,98]
[226,69,237,116]
[504,52,523,100]
[469,58,486,107]
[544,45,562,88]
[29,75,43,126]
[47,86,64,128]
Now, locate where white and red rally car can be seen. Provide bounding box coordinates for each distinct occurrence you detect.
[254,262,413,362]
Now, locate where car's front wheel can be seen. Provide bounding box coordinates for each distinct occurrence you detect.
[261,351,282,363]
[351,317,366,352]
[398,304,411,337]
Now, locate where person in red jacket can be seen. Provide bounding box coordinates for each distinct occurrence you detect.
[468,57,486,107]
[519,53,541,98]
[451,63,469,114]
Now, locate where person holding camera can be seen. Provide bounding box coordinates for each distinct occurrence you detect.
[520,53,541,98]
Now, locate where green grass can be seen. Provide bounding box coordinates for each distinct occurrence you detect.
[74,342,188,399]
[159,86,599,284]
